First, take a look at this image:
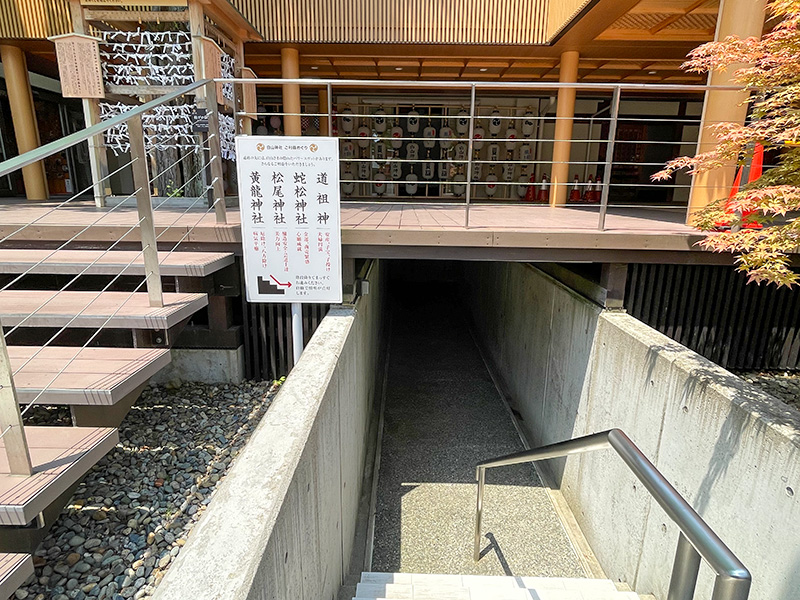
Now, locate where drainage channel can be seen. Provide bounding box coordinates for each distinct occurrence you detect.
[368,282,587,577]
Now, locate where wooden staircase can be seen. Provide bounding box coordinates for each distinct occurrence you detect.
[0,246,235,583]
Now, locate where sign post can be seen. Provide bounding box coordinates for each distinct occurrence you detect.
[236,136,342,364]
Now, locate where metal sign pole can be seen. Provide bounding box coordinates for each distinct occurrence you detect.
[292,303,303,364]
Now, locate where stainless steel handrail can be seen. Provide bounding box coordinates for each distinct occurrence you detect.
[474,429,751,600]
[0,79,209,178]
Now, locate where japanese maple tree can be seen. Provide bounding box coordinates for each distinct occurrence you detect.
[654,0,800,286]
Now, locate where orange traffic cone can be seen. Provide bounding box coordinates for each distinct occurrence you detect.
[536,174,549,203]
[569,175,581,203]
[582,175,594,202]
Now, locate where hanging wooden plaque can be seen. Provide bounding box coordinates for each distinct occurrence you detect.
[50,33,105,99]
[241,67,257,119]
[201,37,224,105]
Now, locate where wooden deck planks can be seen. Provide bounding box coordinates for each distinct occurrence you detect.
[0,291,207,330]
[0,553,34,599]
[0,426,118,526]
[0,250,234,277]
[9,347,170,405]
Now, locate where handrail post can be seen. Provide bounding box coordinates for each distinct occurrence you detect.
[464,84,476,228]
[597,86,621,231]
[473,465,485,561]
[128,114,163,308]
[0,329,32,476]
[711,573,752,600]
[668,532,701,600]
[205,80,228,225]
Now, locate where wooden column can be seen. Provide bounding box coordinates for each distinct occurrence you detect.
[281,47,301,136]
[0,45,48,201]
[550,50,579,206]
[318,87,329,136]
[687,0,767,219]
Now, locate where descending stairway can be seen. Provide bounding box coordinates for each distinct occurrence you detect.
[353,573,643,600]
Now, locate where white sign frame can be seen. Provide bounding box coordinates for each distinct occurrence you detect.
[236,136,342,304]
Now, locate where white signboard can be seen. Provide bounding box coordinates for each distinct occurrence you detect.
[236,136,342,303]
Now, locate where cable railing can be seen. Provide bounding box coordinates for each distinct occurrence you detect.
[0,79,227,478]
[474,429,751,600]
[228,77,756,230]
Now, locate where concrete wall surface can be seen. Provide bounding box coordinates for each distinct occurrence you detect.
[465,262,800,600]
[150,346,245,385]
[153,261,384,600]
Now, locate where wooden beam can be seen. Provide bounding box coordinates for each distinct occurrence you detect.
[0,331,32,476]
[84,9,189,22]
[650,0,710,34]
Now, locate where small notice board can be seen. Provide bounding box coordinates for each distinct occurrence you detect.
[236,136,342,304]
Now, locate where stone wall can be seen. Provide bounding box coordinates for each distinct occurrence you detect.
[153,260,384,600]
[465,261,800,600]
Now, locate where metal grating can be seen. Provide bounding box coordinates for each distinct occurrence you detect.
[232,0,549,45]
[625,264,800,371]
[0,0,71,39]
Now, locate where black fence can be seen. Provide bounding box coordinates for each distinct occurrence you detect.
[625,263,800,371]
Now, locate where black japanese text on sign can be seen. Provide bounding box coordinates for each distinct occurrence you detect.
[236,137,342,303]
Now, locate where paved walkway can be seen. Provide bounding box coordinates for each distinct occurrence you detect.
[371,288,585,577]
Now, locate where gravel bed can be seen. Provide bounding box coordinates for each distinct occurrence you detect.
[738,371,800,412]
[15,379,278,600]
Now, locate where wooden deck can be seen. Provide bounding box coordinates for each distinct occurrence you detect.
[0,426,118,526]
[9,347,170,405]
[0,291,207,330]
[0,198,713,260]
[0,553,33,599]
[0,249,234,277]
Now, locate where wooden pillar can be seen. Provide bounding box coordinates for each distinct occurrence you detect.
[68,0,109,206]
[550,50,579,206]
[687,0,767,220]
[0,45,48,201]
[318,87,329,136]
[281,47,301,136]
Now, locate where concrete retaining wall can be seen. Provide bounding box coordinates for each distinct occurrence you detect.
[465,262,800,600]
[154,260,384,600]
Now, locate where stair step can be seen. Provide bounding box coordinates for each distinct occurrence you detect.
[0,249,234,277]
[0,553,33,599]
[361,574,618,592]
[0,426,118,526]
[0,290,207,330]
[356,574,640,600]
[9,346,170,405]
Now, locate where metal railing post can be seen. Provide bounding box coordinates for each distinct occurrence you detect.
[127,115,164,308]
[0,329,32,476]
[205,80,228,225]
[597,86,621,231]
[668,532,701,600]
[473,465,485,561]
[465,84,476,228]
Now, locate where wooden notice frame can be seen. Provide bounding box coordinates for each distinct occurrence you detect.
[241,67,257,119]
[200,36,224,106]
[50,33,105,99]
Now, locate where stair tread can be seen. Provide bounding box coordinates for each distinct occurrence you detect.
[9,346,170,405]
[356,574,640,600]
[0,426,118,526]
[0,249,234,277]
[0,553,33,599]
[0,290,207,329]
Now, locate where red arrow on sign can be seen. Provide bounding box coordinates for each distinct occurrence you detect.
[270,275,292,288]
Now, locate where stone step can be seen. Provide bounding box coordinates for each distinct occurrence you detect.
[0,249,234,277]
[0,553,33,598]
[9,346,170,405]
[0,426,118,526]
[355,573,642,600]
[0,290,207,330]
